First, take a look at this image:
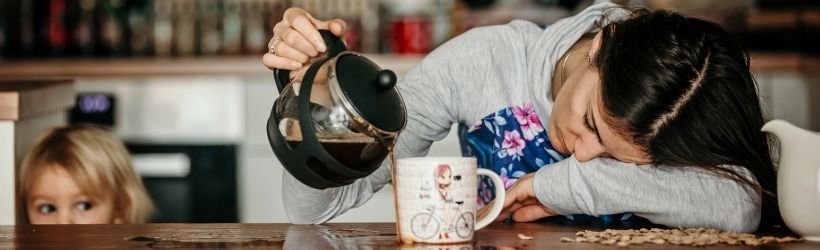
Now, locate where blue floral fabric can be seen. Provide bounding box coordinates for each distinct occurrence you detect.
[459,103,633,222]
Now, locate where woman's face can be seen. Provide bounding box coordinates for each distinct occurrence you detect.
[26,164,122,224]
[548,32,650,164]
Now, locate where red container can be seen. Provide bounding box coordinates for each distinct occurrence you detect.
[389,16,431,54]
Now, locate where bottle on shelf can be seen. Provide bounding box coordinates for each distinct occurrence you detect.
[127,0,152,56]
[48,0,68,56]
[67,0,98,57]
[173,0,196,56]
[221,0,242,55]
[198,0,222,55]
[97,0,129,56]
[153,0,172,56]
[19,0,36,57]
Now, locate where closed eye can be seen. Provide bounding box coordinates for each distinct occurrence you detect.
[585,103,603,144]
[583,111,595,132]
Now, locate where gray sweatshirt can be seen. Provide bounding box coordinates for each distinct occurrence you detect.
[281,2,762,233]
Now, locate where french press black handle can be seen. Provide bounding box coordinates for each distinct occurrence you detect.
[273,30,348,93]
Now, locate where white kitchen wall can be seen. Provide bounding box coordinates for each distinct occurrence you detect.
[239,75,284,222]
[76,76,245,143]
[756,72,820,131]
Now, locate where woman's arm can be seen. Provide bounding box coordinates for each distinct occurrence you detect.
[533,156,762,232]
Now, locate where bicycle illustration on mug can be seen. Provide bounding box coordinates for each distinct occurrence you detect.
[411,164,475,240]
[410,201,475,240]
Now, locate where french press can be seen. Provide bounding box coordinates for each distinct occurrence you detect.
[267,30,407,189]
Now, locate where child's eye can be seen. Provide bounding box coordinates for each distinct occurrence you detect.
[38,204,56,215]
[75,201,93,211]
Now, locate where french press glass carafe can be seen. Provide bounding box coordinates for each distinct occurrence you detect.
[267,30,406,189]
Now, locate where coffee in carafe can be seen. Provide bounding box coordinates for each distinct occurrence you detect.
[286,136,389,173]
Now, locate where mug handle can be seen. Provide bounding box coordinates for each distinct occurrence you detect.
[474,168,506,230]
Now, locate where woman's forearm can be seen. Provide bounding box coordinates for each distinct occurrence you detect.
[532,156,761,232]
[282,166,391,224]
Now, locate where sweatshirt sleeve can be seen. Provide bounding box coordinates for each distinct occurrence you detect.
[532,155,762,233]
[282,22,540,224]
[282,165,391,224]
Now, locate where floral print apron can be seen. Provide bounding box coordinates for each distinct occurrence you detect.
[459,103,633,223]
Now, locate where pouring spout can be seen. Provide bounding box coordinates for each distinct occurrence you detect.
[762,119,789,134]
[762,119,820,146]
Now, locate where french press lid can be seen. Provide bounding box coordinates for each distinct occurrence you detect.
[334,53,405,133]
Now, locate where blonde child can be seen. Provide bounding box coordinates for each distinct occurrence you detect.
[18,124,153,224]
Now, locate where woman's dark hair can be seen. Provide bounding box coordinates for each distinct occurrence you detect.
[595,10,781,230]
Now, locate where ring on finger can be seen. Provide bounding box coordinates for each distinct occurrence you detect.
[268,37,283,55]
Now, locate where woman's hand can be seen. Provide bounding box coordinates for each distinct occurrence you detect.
[262,7,347,71]
[477,173,557,222]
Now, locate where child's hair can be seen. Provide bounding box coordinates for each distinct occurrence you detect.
[18,124,154,224]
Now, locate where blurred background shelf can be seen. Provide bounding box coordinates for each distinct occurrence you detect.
[0,52,814,80]
[0,54,424,80]
[750,52,820,73]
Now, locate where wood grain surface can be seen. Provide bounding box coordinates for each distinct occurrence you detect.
[1,221,817,249]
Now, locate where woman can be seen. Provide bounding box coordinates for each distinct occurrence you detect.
[262,2,779,233]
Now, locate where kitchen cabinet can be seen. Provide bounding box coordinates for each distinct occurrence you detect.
[0,80,75,225]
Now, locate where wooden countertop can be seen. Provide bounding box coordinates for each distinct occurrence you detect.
[1,222,814,249]
[0,53,815,81]
[0,79,74,121]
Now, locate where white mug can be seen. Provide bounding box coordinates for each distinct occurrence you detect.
[394,157,505,244]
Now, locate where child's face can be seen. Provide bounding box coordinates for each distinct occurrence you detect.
[26,164,122,224]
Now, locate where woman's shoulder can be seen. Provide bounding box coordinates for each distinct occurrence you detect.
[452,20,543,45]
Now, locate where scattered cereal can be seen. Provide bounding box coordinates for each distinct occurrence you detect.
[517,233,534,240]
[563,227,802,247]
